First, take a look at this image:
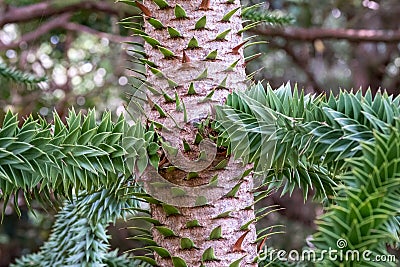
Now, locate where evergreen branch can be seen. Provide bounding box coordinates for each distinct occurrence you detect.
[217,84,399,265]
[0,108,153,215]
[216,83,400,200]
[104,250,151,267]
[242,8,294,26]
[0,63,46,86]
[312,130,400,266]
[215,82,335,199]
[12,189,151,267]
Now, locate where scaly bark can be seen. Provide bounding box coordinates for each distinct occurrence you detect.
[139,0,258,266]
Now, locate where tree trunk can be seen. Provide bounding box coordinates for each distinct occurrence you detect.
[137,0,258,266]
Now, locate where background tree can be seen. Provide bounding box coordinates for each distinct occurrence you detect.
[0,0,139,121]
[245,0,400,94]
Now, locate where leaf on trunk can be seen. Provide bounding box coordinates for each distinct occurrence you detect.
[215,29,231,40]
[168,26,182,38]
[213,158,228,170]
[205,50,218,60]
[199,89,215,102]
[213,210,233,219]
[195,195,208,206]
[141,35,161,48]
[172,256,188,267]
[209,174,218,187]
[162,142,178,157]
[198,150,207,160]
[186,219,202,228]
[134,1,152,17]
[127,226,151,234]
[194,133,203,145]
[146,246,171,258]
[149,66,165,78]
[244,52,262,64]
[187,37,199,49]
[130,27,148,36]
[175,91,183,111]
[247,67,264,80]
[174,4,188,19]
[240,218,256,231]
[131,217,161,225]
[232,230,250,252]
[195,15,207,29]
[148,119,164,130]
[167,78,179,88]
[225,59,240,72]
[132,193,162,205]
[130,236,158,246]
[152,0,170,9]
[182,100,188,122]
[182,140,191,153]
[187,83,197,95]
[186,172,199,180]
[161,89,175,103]
[138,58,157,68]
[229,256,246,267]
[245,40,268,50]
[171,187,187,197]
[199,0,210,10]
[162,203,181,216]
[225,181,242,198]
[209,225,222,240]
[158,46,176,59]
[147,18,165,30]
[216,75,228,89]
[194,68,208,80]
[238,21,262,34]
[133,256,158,266]
[180,237,197,249]
[155,226,178,237]
[221,7,240,22]
[241,167,253,178]
[153,103,167,118]
[202,247,218,261]
[165,166,177,172]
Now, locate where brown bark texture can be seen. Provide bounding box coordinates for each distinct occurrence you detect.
[136,0,258,266]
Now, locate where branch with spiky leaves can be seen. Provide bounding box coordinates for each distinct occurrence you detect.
[12,188,151,267]
[242,5,294,26]
[215,82,335,200]
[3,107,156,266]
[216,83,400,200]
[216,83,399,265]
[0,108,155,216]
[0,63,46,86]
[312,129,400,266]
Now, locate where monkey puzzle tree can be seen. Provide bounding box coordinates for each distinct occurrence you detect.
[124,0,262,266]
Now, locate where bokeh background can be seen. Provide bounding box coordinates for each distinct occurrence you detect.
[1,0,399,265]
